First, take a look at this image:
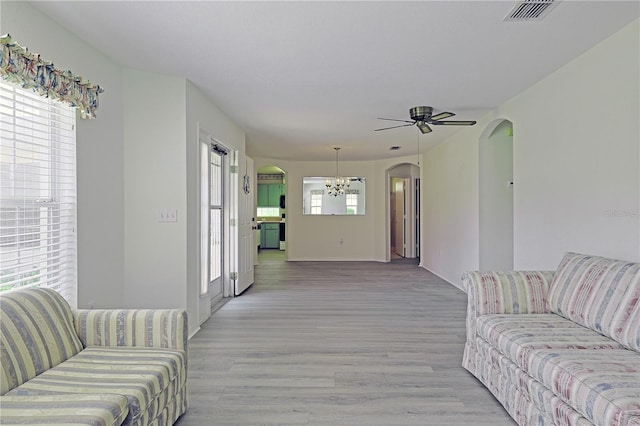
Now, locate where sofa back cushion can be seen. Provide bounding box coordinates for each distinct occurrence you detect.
[1,288,83,394]
[547,252,640,351]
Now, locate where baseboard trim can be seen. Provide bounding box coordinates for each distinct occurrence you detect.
[419,265,465,293]
[188,326,201,340]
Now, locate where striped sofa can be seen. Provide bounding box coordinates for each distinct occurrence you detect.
[0,288,188,426]
[462,252,640,426]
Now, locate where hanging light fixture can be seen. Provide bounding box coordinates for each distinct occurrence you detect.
[326,147,350,196]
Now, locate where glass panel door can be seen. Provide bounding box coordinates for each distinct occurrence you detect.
[209,149,223,285]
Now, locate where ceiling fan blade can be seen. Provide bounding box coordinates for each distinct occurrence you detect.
[417,121,432,134]
[430,120,477,126]
[374,123,416,132]
[377,117,416,124]
[429,112,455,121]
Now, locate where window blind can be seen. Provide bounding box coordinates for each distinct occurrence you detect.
[0,80,78,308]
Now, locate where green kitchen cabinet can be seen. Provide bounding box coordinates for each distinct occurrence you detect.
[269,184,283,207]
[257,184,269,207]
[257,184,284,207]
[260,223,280,249]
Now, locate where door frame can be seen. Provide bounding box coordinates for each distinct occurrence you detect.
[198,130,234,325]
[386,163,420,262]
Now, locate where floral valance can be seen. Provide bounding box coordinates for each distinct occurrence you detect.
[0,34,103,119]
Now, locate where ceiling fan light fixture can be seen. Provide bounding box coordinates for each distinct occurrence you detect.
[410,106,433,122]
[417,121,432,134]
[375,106,476,133]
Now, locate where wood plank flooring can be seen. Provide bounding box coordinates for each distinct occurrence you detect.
[175,250,515,425]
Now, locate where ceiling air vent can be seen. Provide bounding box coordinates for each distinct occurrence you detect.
[504,0,558,21]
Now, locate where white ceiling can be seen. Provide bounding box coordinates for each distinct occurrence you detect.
[31,1,639,161]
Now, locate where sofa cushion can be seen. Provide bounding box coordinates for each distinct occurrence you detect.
[1,288,84,394]
[547,252,640,351]
[6,346,186,426]
[477,314,625,370]
[475,338,595,426]
[527,348,640,426]
[0,394,129,425]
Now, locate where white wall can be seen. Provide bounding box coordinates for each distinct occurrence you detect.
[479,120,514,271]
[423,19,640,287]
[122,70,188,309]
[2,2,125,308]
[423,134,480,288]
[505,19,639,268]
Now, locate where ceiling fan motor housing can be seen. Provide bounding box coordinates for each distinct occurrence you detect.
[410,106,433,121]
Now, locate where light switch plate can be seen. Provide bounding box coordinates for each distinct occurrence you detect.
[159,209,178,222]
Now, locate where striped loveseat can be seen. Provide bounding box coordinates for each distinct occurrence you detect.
[0,288,188,426]
[462,252,640,426]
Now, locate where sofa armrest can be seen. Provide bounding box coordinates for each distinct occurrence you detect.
[73,309,188,353]
[0,394,129,426]
[461,271,554,374]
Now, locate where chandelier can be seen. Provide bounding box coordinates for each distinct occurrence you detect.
[326,147,350,196]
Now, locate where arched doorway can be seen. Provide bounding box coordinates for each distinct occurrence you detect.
[479,119,514,270]
[256,165,287,261]
[388,163,420,261]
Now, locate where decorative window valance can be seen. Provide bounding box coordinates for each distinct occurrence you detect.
[0,34,103,119]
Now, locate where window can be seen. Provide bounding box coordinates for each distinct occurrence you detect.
[346,193,358,215]
[0,81,77,307]
[256,207,279,217]
[310,190,323,215]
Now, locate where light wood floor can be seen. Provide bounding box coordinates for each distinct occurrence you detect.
[175,250,515,425]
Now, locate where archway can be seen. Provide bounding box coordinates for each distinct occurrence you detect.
[388,163,420,261]
[256,165,287,260]
[479,119,514,270]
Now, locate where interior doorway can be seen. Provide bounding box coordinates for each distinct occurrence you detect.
[255,165,287,260]
[391,177,408,258]
[388,163,420,261]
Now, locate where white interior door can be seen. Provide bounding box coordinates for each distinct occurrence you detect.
[236,155,255,295]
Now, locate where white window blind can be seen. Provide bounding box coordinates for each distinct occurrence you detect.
[0,80,78,308]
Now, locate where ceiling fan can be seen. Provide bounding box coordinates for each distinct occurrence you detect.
[375,106,477,134]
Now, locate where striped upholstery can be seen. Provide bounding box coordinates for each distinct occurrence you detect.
[0,288,189,425]
[74,309,188,354]
[548,252,640,351]
[1,288,84,394]
[527,349,640,426]
[0,394,129,425]
[476,338,597,426]
[463,255,640,426]
[476,314,625,369]
[6,347,187,426]
[462,271,555,374]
